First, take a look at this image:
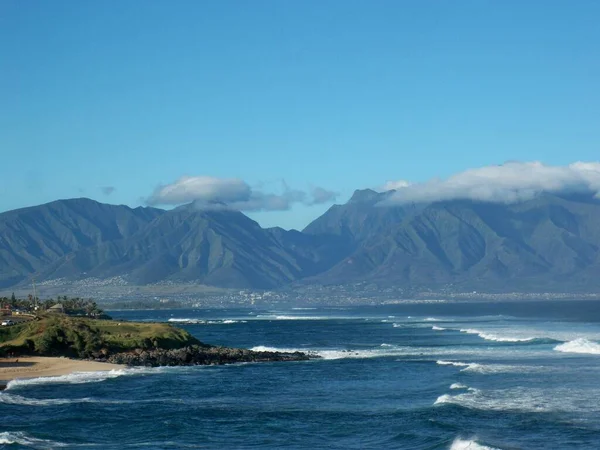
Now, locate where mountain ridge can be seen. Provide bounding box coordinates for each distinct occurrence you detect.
[2,193,600,292]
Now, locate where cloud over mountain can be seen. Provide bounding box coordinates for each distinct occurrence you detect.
[148,176,336,211]
[383,161,600,205]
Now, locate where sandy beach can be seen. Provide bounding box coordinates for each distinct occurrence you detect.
[0,357,124,384]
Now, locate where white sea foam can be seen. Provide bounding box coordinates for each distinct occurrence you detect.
[0,431,67,447]
[424,317,442,322]
[450,437,499,450]
[432,326,446,331]
[458,328,536,342]
[168,318,245,325]
[436,360,545,374]
[6,369,132,390]
[168,318,205,324]
[5,366,190,391]
[0,393,92,406]
[435,386,600,414]
[273,315,330,320]
[450,383,469,390]
[437,360,470,367]
[250,345,408,360]
[554,338,600,355]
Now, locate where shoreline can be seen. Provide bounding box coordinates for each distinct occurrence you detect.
[0,357,125,386]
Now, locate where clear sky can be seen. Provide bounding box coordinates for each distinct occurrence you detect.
[1,1,599,230]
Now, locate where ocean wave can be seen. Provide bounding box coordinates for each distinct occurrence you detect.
[450,383,469,390]
[251,345,469,360]
[250,345,409,360]
[424,317,442,322]
[450,437,500,450]
[5,366,192,391]
[168,318,205,324]
[0,431,67,447]
[436,360,545,374]
[6,369,132,390]
[458,328,543,343]
[0,393,92,406]
[434,386,600,413]
[554,338,600,355]
[437,360,470,367]
[432,326,446,331]
[273,315,331,320]
[169,319,247,325]
[168,318,245,325]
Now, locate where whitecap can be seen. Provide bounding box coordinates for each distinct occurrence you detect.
[0,393,91,406]
[168,318,205,324]
[273,315,330,320]
[424,317,441,322]
[5,366,191,391]
[0,431,67,447]
[450,383,469,390]
[434,386,600,413]
[450,437,500,450]
[437,360,470,367]
[459,328,536,342]
[554,338,600,355]
[432,326,446,331]
[436,360,545,374]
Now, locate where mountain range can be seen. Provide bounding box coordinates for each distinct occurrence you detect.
[2,191,600,292]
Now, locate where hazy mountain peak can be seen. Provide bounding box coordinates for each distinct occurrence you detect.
[348,189,380,203]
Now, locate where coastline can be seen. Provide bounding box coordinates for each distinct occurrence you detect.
[0,357,124,385]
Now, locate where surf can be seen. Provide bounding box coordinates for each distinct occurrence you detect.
[554,338,600,355]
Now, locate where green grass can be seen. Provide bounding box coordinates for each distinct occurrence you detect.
[0,315,201,358]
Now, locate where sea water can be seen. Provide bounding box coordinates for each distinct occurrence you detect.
[2,300,600,449]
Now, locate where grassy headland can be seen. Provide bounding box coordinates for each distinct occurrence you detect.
[0,314,201,359]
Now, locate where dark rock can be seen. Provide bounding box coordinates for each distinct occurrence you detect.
[105,345,318,367]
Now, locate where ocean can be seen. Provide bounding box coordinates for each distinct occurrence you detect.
[2,300,600,449]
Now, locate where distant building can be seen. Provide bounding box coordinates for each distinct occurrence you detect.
[47,303,65,314]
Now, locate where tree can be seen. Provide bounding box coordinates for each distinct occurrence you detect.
[11,292,16,301]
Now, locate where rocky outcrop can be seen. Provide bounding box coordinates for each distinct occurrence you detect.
[105,345,316,367]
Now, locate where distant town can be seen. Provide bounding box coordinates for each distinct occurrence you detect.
[3,276,600,310]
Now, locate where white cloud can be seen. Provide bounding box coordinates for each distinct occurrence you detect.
[148,176,337,211]
[381,180,411,191]
[383,161,600,205]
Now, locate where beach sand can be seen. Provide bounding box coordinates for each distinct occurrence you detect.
[0,357,124,384]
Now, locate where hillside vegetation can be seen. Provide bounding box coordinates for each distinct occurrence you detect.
[0,315,201,358]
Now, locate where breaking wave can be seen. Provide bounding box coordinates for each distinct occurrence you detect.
[0,431,67,447]
[435,386,600,413]
[554,338,600,355]
[436,360,545,374]
[450,437,500,450]
[168,318,245,324]
[450,383,469,390]
[5,366,193,391]
[432,326,446,331]
[457,328,559,343]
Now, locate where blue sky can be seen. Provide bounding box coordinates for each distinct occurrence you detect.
[1,1,599,230]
